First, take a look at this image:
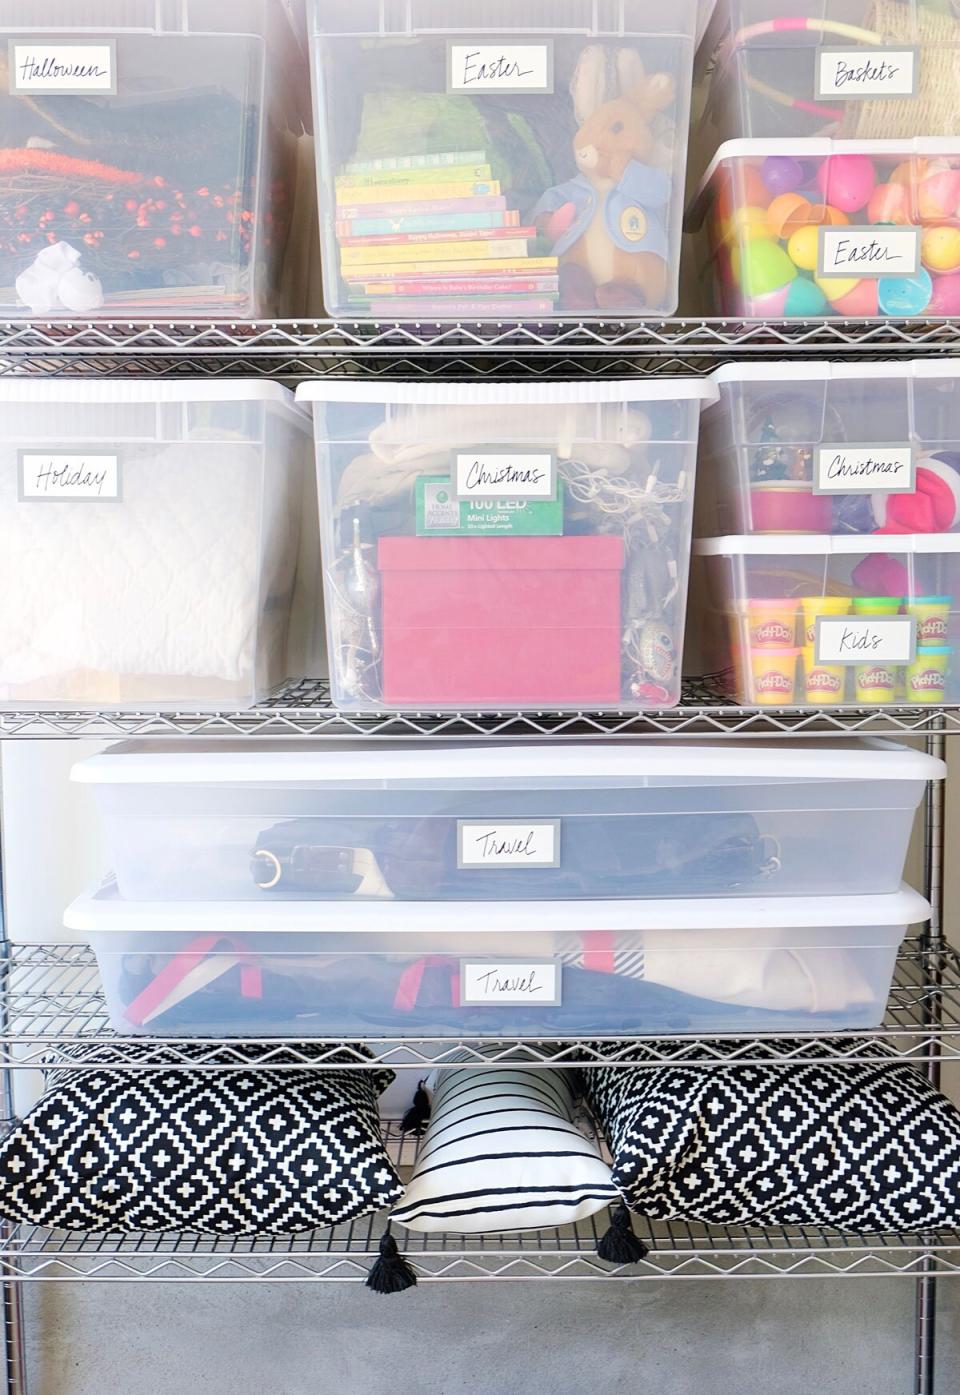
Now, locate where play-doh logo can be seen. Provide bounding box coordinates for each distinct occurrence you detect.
[805,669,843,694]
[918,617,949,643]
[857,667,895,690]
[755,671,793,694]
[909,668,946,692]
[755,620,793,645]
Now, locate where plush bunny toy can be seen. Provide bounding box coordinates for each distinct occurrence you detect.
[532,47,676,313]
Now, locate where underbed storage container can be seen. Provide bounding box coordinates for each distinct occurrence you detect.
[296,379,716,711]
[306,0,702,319]
[72,739,943,903]
[0,0,305,317]
[64,881,931,1038]
[698,361,960,537]
[0,381,312,709]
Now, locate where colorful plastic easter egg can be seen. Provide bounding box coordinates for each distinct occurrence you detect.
[717,166,770,221]
[735,238,797,297]
[922,226,960,273]
[762,155,805,197]
[929,271,960,315]
[767,192,812,240]
[919,169,960,222]
[745,284,791,317]
[732,204,774,242]
[867,182,911,225]
[877,268,934,317]
[830,278,879,316]
[889,160,918,187]
[815,274,861,304]
[807,203,849,227]
[783,275,829,316]
[817,154,876,214]
[786,224,820,271]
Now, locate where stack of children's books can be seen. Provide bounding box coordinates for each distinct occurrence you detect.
[334,149,559,317]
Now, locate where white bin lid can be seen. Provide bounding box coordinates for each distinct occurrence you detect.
[71,737,944,784]
[694,534,960,557]
[0,380,309,426]
[295,379,718,406]
[707,361,960,392]
[65,881,930,936]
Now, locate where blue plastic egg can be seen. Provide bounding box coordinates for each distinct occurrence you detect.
[877,268,934,317]
[783,275,829,317]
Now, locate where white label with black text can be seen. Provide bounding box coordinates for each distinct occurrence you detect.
[18,452,120,502]
[815,445,915,495]
[816,47,917,99]
[818,225,920,278]
[454,451,556,502]
[461,961,561,1007]
[9,41,116,94]
[448,42,553,94]
[815,615,916,666]
[458,819,560,868]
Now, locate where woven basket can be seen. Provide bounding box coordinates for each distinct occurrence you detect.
[840,0,960,138]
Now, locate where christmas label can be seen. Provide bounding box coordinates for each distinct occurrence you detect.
[19,451,121,502]
[458,819,561,869]
[460,960,561,1007]
[448,42,553,94]
[454,449,556,502]
[9,41,116,94]
[816,48,918,100]
[815,615,916,666]
[416,476,562,535]
[814,445,915,495]
[818,226,920,278]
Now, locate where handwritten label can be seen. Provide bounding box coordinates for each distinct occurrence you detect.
[460,960,561,1007]
[815,615,916,666]
[817,47,918,100]
[18,451,121,502]
[818,225,920,278]
[814,445,915,495]
[9,41,116,94]
[454,451,556,503]
[458,819,560,869]
[448,42,553,94]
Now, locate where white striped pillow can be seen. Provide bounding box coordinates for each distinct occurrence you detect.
[392,1067,617,1234]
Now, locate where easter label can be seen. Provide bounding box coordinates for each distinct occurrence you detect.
[460,960,561,1007]
[448,42,553,94]
[818,226,921,278]
[18,451,120,502]
[814,445,915,495]
[454,450,557,502]
[458,820,561,869]
[9,41,117,95]
[416,476,562,535]
[815,615,916,666]
[816,47,918,100]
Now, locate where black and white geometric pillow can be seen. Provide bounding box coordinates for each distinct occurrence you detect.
[584,1041,960,1232]
[0,1043,402,1234]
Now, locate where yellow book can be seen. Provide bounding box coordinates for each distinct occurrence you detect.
[335,179,500,206]
[341,237,531,267]
[336,163,492,189]
[347,256,559,280]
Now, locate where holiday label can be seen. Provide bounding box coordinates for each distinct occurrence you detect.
[816,47,918,100]
[460,960,561,1007]
[454,450,557,503]
[818,226,921,278]
[18,451,121,502]
[814,445,915,495]
[416,476,562,535]
[815,615,916,666]
[458,819,561,869]
[9,41,116,94]
[448,42,553,94]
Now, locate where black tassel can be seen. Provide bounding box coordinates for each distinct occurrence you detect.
[597,1204,649,1264]
[366,1225,417,1294]
[400,1079,431,1137]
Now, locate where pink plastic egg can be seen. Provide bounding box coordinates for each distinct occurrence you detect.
[919,169,960,222]
[745,285,791,317]
[867,183,911,226]
[929,271,960,315]
[817,154,876,214]
[830,279,879,316]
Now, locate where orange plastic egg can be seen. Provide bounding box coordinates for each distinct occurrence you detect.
[830,279,880,316]
[767,192,813,240]
[808,203,849,227]
[815,273,861,304]
[716,165,769,221]
[919,170,960,222]
[867,183,912,225]
[890,159,923,187]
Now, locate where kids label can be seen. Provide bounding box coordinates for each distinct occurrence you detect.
[818,225,920,277]
[814,445,915,495]
[816,47,918,100]
[19,452,120,501]
[815,615,916,666]
[460,961,561,1007]
[10,41,116,94]
[447,42,553,94]
[454,451,556,502]
[458,819,561,868]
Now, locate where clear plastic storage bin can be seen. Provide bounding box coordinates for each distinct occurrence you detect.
[688,138,960,319]
[698,361,960,536]
[0,381,312,709]
[306,0,702,319]
[693,533,960,705]
[0,0,304,317]
[73,738,942,903]
[64,881,930,1038]
[296,379,716,711]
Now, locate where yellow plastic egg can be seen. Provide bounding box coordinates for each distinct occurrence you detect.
[922,225,960,273]
[732,204,773,241]
[815,274,861,304]
[767,192,812,240]
[786,224,820,271]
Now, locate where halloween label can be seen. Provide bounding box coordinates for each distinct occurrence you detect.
[454,450,557,502]
[818,226,921,278]
[814,444,915,495]
[447,42,553,94]
[18,451,121,502]
[460,960,561,1007]
[815,615,916,666]
[416,476,562,535]
[458,819,561,869]
[816,47,918,100]
[9,41,117,95]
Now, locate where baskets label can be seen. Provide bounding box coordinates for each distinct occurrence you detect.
[857,667,897,691]
[448,42,553,94]
[753,619,794,644]
[814,444,914,495]
[755,670,794,694]
[460,960,561,1007]
[805,669,843,694]
[458,819,561,869]
[9,40,116,95]
[416,475,562,535]
[18,451,120,502]
[909,667,947,692]
[816,47,918,100]
[454,449,557,503]
[818,225,921,278]
[816,615,916,666]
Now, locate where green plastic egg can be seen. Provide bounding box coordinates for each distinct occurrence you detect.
[735,237,797,297]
